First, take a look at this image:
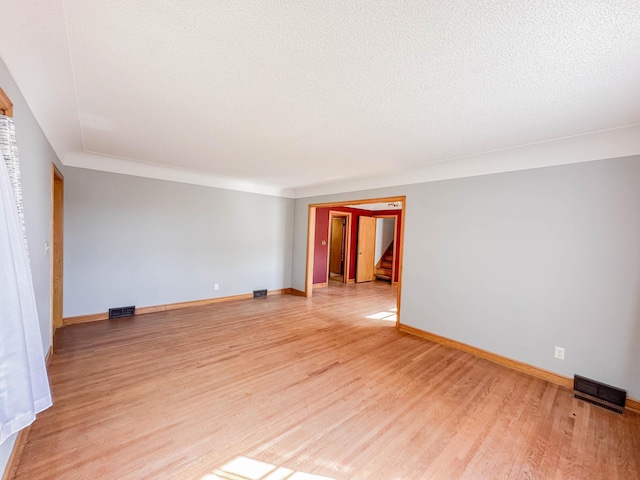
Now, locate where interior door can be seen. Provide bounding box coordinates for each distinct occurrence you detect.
[329,217,344,275]
[356,216,376,282]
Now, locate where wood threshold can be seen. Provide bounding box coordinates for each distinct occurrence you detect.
[62,289,288,326]
[398,322,640,412]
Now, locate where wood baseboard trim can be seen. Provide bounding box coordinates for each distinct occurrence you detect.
[626,397,640,413]
[45,346,52,369]
[398,323,640,411]
[398,323,573,388]
[137,293,255,315]
[62,289,287,326]
[312,282,328,288]
[284,288,307,297]
[63,312,108,325]
[2,426,30,480]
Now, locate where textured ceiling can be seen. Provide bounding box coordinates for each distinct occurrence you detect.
[1,1,639,197]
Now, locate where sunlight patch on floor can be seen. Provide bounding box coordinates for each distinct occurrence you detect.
[202,456,335,480]
[365,310,397,322]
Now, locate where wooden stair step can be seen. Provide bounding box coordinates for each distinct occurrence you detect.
[375,274,392,282]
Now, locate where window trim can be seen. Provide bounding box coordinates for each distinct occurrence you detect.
[0,86,13,117]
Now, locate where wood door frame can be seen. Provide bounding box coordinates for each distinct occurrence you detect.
[355,215,376,283]
[326,211,352,284]
[304,196,406,328]
[51,164,64,344]
[373,214,398,285]
[327,216,343,278]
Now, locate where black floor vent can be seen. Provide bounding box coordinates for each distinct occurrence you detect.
[253,289,268,298]
[109,305,135,319]
[574,374,626,414]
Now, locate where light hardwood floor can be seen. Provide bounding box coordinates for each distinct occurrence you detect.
[13,282,640,479]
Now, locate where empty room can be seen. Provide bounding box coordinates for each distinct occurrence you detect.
[1,2,639,479]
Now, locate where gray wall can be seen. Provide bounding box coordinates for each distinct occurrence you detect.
[0,59,63,476]
[64,168,294,317]
[292,156,640,399]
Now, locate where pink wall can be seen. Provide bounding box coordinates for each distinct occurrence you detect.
[313,209,330,283]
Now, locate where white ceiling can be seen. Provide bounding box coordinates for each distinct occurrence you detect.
[1,1,639,198]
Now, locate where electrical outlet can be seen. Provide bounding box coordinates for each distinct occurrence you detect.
[554,346,565,360]
[214,284,219,291]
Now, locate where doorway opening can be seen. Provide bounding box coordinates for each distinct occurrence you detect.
[304,196,405,327]
[373,215,396,284]
[327,211,352,284]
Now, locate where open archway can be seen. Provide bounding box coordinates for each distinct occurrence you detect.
[304,196,406,327]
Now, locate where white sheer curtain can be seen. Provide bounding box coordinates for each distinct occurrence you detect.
[0,114,52,444]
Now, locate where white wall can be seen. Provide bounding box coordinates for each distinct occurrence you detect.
[64,167,294,317]
[374,217,395,264]
[292,156,640,399]
[0,58,63,477]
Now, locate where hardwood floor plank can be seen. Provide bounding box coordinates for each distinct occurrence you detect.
[12,281,640,479]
